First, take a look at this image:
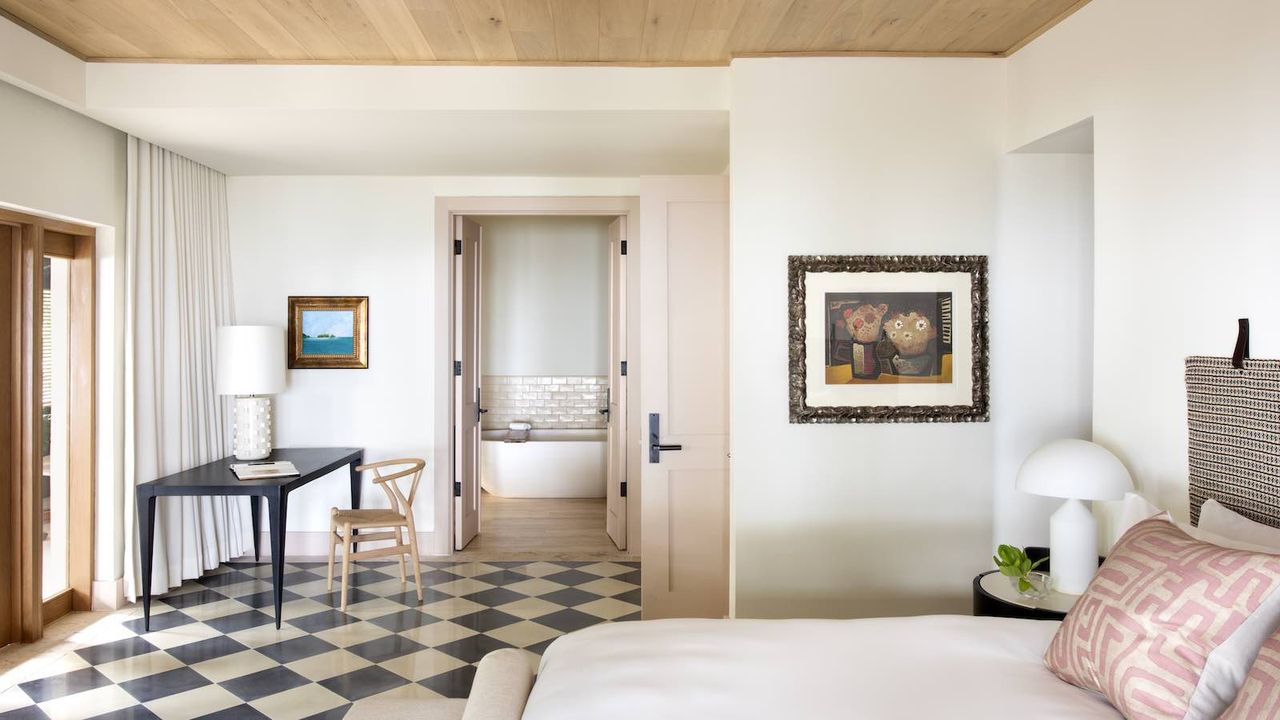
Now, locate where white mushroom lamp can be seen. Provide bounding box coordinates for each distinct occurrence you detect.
[1016,439,1133,595]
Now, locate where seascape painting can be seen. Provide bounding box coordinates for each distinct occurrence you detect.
[301,310,355,356]
[288,296,369,369]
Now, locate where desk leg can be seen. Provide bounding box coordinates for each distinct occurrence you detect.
[349,454,363,552]
[250,496,262,562]
[138,494,157,632]
[267,490,289,629]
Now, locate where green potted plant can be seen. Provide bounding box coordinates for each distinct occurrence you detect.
[993,544,1052,598]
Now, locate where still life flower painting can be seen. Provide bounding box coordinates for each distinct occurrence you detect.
[789,256,987,423]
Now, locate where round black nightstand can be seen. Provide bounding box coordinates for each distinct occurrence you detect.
[972,545,1080,621]
[972,570,1076,621]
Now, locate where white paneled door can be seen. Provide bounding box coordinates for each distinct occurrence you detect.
[454,216,482,550]
[606,217,628,550]
[640,177,731,619]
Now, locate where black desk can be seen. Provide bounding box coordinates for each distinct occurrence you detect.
[136,447,364,630]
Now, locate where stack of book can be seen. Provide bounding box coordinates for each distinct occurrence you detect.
[230,461,299,480]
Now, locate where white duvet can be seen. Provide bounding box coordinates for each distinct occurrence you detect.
[523,615,1121,719]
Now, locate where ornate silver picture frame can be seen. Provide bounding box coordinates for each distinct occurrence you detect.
[788,255,989,423]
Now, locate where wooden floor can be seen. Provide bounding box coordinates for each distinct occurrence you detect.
[451,492,637,562]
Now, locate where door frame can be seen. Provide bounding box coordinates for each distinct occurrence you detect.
[432,197,641,557]
[0,207,96,642]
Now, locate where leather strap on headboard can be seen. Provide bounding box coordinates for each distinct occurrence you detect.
[1186,356,1280,528]
[1232,318,1251,369]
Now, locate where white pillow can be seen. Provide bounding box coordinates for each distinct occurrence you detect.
[1113,493,1279,554]
[1115,491,1162,539]
[1200,499,1280,553]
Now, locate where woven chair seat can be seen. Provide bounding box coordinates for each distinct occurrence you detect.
[331,508,408,528]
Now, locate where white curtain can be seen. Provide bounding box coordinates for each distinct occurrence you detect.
[123,137,253,600]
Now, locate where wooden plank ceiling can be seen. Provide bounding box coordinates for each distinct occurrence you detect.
[0,0,1091,65]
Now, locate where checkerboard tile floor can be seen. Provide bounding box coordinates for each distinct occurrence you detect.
[0,559,640,720]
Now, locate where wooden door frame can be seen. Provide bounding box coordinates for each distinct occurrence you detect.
[432,197,640,557]
[0,207,95,642]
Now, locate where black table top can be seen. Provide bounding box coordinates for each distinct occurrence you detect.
[137,447,363,496]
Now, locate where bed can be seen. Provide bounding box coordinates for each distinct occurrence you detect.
[350,614,1119,720]
[523,615,1120,720]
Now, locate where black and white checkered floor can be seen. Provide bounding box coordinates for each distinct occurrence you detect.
[0,559,640,720]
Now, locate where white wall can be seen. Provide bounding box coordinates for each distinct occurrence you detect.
[83,63,729,176]
[0,15,84,108]
[729,57,1005,618]
[229,176,638,545]
[991,153,1094,548]
[0,78,128,604]
[0,80,124,230]
[477,216,610,377]
[1007,0,1280,522]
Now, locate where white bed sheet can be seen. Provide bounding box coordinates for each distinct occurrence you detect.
[523,615,1121,720]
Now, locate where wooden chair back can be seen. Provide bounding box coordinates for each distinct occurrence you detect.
[357,458,425,520]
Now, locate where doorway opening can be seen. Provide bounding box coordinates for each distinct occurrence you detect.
[433,197,640,563]
[453,214,632,561]
[434,183,730,619]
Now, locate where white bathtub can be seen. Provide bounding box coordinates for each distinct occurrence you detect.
[480,429,606,498]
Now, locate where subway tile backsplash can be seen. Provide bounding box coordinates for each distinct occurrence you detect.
[480,375,608,430]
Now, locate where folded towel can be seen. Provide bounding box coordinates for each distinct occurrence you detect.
[509,421,532,431]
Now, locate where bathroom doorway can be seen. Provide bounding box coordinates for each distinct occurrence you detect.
[437,197,640,561]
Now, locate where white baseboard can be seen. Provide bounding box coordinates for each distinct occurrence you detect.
[245,531,440,560]
[91,578,126,611]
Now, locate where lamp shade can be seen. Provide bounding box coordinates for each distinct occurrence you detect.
[1016,439,1133,501]
[216,325,285,396]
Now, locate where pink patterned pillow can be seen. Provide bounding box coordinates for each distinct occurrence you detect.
[1219,631,1280,719]
[1045,517,1280,719]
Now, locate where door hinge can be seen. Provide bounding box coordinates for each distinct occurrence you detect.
[620,481,627,498]
[453,481,462,497]
[620,240,628,256]
[620,361,628,377]
[454,360,462,376]
[454,239,462,255]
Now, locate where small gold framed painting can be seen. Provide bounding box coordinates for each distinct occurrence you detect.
[287,296,369,369]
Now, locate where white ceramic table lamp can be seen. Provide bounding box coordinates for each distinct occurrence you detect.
[1016,439,1133,595]
[216,326,286,460]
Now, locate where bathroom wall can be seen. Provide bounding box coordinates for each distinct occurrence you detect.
[481,375,607,431]
[478,215,611,431]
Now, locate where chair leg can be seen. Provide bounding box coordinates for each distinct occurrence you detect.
[340,521,353,611]
[408,527,423,603]
[326,524,338,591]
[397,527,407,586]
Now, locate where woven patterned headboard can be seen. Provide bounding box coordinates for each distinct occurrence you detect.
[1186,356,1280,529]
